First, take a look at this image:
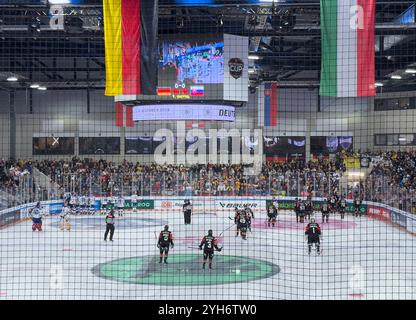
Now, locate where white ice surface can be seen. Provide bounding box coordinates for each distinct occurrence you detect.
[0,211,415,300]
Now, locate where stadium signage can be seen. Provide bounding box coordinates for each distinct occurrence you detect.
[133,104,236,122]
[218,202,258,209]
[0,210,20,228]
[228,58,244,79]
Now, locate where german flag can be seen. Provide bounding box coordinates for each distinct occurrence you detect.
[103,0,158,96]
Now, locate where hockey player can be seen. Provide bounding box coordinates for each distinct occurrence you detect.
[244,206,254,232]
[104,210,115,242]
[79,194,87,213]
[329,195,337,215]
[294,198,301,223]
[60,204,72,231]
[305,196,313,221]
[234,208,248,240]
[339,196,347,219]
[199,229,222,269]
[69,193,78,210]
[298,200,306,223]
[183,199,192,225]
[131,193,138,213]
[30,202,43,232]
[157,225,174,264]
[321,200,330,223]
[305,218,321,255]
[354,196,362,217]
[100,197,108,214]
[116,196,124,217]
[267,203,278,227]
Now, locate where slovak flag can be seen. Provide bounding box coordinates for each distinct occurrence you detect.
[259,82,278,127]
[190,85,205,97]
[115,102,134,127]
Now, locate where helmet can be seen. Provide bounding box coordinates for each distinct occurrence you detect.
[164,225,169,231]
[208,229,213,236]
[36,202,41,207]
[310,218,316,223]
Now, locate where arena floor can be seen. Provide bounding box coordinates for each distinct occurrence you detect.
[0,210,415,300]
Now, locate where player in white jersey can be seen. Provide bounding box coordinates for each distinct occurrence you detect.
[117,196,125,217]
[79,195,87,211]
[131,194,138,212]
[60,204,72,231]
[69,193,77,209]
[30,202,43,232]
[101,197,108,214]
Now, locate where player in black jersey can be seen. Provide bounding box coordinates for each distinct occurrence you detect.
[267,203,278,227]
[298,201,306,223]
[183,199,192,225]
[305,196,313,221]
[305,218,321,255]
[234,209,248,240]
[321,200,330,223]
[199,229,222,269]
[329,195,337,215]
[244,206,254,232]
[338,196,347,219]
[104,210,115,241]
[157,225,174,264]
[354,196,362,217]
[294,198,301,223]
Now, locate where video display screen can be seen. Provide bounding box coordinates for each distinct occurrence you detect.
[311,136,353,155]
[33,137,74,155]
[125,137,154,155]
[264,136,306,159]
[158,35,224,99]
[79,137,120,155]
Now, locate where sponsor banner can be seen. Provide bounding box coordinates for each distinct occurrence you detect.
[406,216,416,234]
[367,204,390,221]
[49,201,64,214]
[391,210,407,228]
[266,199,367,214]
[223,34,248,102]
[124,200,155,210]
[156,199,206,212]
[0,209,20,228]
[215,199,265,212]
[132,104,236,122]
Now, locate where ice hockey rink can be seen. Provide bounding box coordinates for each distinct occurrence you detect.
[1,209,415,300]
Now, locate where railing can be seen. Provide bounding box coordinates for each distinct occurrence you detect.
[3,171,415,216]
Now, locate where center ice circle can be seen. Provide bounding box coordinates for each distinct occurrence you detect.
[52,216,168,230]
[92,254,280,286]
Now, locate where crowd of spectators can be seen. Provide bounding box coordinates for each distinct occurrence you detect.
[1,150,416,213]
[33,156,346,198]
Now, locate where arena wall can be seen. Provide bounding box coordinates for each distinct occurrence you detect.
[1,196,415,236]
[1,88,416,160]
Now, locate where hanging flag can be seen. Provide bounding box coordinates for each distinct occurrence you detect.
[103,0,158,96]
[115,102,134,127]
[264,82,278,127]
[320,0,375,97]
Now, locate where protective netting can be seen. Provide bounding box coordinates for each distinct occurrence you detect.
[0,0,415,300]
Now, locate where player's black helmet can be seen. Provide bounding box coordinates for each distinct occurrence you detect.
[208,229,213,236]
[164,225,169,231]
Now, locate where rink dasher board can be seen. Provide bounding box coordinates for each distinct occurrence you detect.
[1,197,416,236]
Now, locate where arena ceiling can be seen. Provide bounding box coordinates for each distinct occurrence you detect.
[0,0,415,93]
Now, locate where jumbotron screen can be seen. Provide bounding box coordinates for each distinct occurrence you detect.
[158,35,224,100]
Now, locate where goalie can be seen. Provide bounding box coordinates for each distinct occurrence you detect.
[60,203,72,231]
